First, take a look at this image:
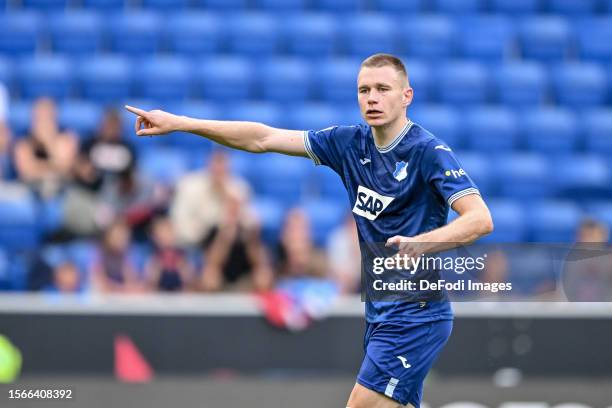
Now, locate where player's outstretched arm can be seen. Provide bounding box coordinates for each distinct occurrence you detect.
[387,194,493,256]
[125,105,308,157]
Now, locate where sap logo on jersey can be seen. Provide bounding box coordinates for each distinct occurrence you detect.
[353,185,395,221]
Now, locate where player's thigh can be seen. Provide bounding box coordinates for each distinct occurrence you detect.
[346,382,413,408]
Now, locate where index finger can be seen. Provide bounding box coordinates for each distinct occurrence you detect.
[125,105,148,117]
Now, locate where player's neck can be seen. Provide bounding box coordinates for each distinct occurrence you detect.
[371,116,410,149]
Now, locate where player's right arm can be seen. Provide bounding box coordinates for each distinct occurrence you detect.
[124,105,307,157]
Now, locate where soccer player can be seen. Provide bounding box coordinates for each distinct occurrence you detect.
[126,53,493,408]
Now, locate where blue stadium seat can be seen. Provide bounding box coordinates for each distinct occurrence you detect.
[142,0,189,10]
[7,101,31,137]
[138,148,189,186]
[251,197,285,244]
[255,0,306,11]
[22,0,67,9]
[464,107,518,152]
[165,12,221,56]
[576,18,612,62]
[372,0,423,12]
[410,105,462,148]
[342,105,365,125]
[482,199,527,242]
[529,201,581,242]
[496,154,552,199]
[227,13,279,57]
[436,61,488,105]
[586,202,612,230]
[341,14,396,57]
[49,11,103,56]
[457,15,515,61]
[249,154,310,207]
[136,56,192,101]
[519,16,572,61]
[0,57,14,91]
[453,152,493,197]
[400,15,455,59]
[107,11,162,56]
[58,101,103,138]
[39,196,64,234]
[552,63,607,108]
[194,0,246,10]
[494,62,547,106]
[82,0,125,9]
[283,14,336,58]
[226,101,284,128]
[197,57,253,101]
[433,0,483,13]
[315,58,360,103]
[301,198,346,246]
[0,12,41,56]
[0,184,40,250]
[583,109,612,154]
[66,241,97,277]
[18,56,73,100]
[491,0,541,14]
[403,59,432,102]
[0,248,10,290]
[548,0,598,15]
[523,108,577,153]
[287,103,343,131]
[551,155,610,196]
[259,58,311,102]
[313,0,363,12]
[78,56,131,102]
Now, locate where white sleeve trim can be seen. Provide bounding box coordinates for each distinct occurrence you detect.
[303,130,322,165]
[448,188,480,207]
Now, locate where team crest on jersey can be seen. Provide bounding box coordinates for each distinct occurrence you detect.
[393,161,408,181]
[352,185,395,221]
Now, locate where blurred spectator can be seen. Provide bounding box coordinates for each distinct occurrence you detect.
[327,214,361,294]
[563,219,612,301]
[80,108,135,185]
[63,109,134,238]
[46,261,82,294]
[26,252,54,291]
[145,215,195,292]
[14,98,77,198]
[576,218,610,244]
[276,208,327,280]
[200,193,273,292]
[91,219,141,293]
[0,82,11,179]
[98,163,165,240]
[170,149,250,247]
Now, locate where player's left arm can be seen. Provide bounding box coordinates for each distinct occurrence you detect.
[387,193,493,256]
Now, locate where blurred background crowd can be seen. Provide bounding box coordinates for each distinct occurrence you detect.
[0,0,612,299]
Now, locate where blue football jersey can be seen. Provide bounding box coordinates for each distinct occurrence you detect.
[304,120,480,323]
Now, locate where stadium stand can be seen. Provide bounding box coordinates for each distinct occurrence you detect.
[1,0,612,293]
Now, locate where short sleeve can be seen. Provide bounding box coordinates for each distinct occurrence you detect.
[303,126,348,175]
[420,140,480,207]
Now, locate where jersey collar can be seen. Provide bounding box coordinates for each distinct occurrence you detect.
[373,120,414,153]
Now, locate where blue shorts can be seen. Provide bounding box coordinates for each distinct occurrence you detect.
[356,319,453,407]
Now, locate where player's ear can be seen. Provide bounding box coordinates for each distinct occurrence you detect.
[402,87,414,108]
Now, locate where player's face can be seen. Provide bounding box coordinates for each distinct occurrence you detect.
[357,66,412,127]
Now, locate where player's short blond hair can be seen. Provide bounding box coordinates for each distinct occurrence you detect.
[360,53,409,86]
